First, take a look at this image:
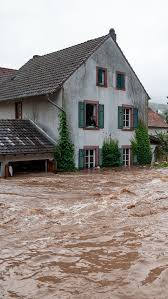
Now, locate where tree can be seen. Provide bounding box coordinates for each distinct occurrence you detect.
[155,132,168,160]
[131,120,152,165]
[164,111,168,124]
[54,112,75,171]
[102,137,121,167]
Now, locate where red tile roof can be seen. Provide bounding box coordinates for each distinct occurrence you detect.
[0,67,16,76]
[148,108,168,128]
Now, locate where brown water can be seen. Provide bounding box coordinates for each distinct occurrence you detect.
[0,168,168,299]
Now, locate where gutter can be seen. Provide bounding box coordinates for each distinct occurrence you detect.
[29,119,57,145]
[46,93,65,113]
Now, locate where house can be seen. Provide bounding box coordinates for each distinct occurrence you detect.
[0,120,55,177]
[148,107,168,135]
[0,28,149,174]
[148,107,168,163]
[0,67,16,76]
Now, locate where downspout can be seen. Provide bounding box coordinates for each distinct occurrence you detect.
[46,93,65,113]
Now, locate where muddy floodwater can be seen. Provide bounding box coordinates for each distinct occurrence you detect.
[0,168,168,299]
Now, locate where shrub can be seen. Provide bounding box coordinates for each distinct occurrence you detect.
[102,137,121,167]
[54,112,75,171]
[131,120,152,165]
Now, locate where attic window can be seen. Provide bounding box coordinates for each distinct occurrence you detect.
[96,67,107,87]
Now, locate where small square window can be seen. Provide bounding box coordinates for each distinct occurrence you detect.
[116,72,125,90]
[96,67,107,87]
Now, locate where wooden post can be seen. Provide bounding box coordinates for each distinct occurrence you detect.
[45,160,48,173]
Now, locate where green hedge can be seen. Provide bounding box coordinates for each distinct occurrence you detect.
[102,137,121,167]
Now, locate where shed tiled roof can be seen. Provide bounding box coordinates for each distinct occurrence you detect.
[0,35,109,101]
[0,120,54,155]
[148,108,168,128]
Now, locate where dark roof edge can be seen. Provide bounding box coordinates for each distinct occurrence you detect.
[50,34,110,95]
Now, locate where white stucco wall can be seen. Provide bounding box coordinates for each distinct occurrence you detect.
[0,91,62,141]
[64,37,149,167]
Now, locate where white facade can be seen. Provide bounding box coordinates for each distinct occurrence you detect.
[64,37,148,167]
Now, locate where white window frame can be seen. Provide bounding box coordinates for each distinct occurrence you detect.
[123,107,131,129]
[123,148,131,166]
[85,149,96,169]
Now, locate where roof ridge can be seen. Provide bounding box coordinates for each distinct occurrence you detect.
[35,34,109,59]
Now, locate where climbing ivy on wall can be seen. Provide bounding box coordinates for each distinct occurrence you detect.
[131,120,152,165]
[54,112,75,171]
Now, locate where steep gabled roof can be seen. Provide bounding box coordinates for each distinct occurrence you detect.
[0,35,109,101]
[148,108,168,128]
[0,120,54,155]
[0,29,150,101]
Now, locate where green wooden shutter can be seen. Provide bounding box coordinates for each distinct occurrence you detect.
[98,69,102,84]
[78,149,84,169]
[98,104,104,128]
[133,108,138,128]
[78,102,85,128]
[119,148,123,166]
[118,106,123,129]
[99,148,102,167]
[117,73,125,89]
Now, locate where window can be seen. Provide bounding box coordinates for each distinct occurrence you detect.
[86,103,98,128]
[85,149,96,168]
[116,72,125,90]
[123,107,131,128]
[123,148,131,166]
[79,147,102,169]
[118,106,138,130]
[15,102,22,119]
[78,101,104,129]
[96,67,107,87]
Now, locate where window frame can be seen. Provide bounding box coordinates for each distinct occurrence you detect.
[116,71,126,91]
[122,146,131,167]
[122,105,133,130]
[83,146,99,168]
[96,66,108,87]
[15,102,22,120]
[84,100,99,130]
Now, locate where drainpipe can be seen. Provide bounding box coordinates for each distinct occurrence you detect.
[46,93,65,113]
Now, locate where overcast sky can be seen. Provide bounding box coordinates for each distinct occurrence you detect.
[1,0,168,103]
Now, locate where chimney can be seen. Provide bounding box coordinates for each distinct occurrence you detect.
[33,55,40,59]
[109,28,116,42]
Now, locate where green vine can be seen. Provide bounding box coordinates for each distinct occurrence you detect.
[131,120,152,165]
[54,112,75,171]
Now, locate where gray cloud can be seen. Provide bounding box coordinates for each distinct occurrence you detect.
[1,0,168,102]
